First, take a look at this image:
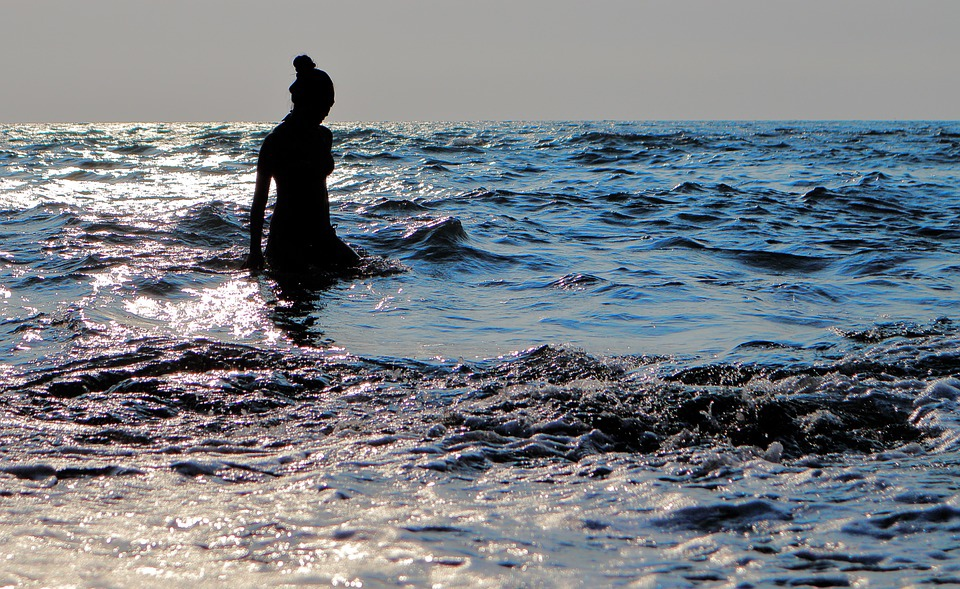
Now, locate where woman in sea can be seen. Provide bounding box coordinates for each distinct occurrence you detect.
[243,55,360,273]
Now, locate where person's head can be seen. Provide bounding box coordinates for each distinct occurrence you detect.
[289,55,334,121]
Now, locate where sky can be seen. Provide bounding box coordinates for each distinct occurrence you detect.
[1,0,958,122]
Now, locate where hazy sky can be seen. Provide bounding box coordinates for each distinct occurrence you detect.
[2,0,958,122]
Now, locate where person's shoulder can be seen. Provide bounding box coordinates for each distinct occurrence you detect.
[258,123,286,160]
[262,119,292,146]
[318,125,333,140]
[268,119,292,139]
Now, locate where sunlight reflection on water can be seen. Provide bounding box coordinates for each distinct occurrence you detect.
[124,279,282,343]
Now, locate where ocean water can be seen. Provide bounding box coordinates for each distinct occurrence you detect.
[1,120,959,587]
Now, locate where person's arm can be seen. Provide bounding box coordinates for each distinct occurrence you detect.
[316,125,335,232]
[319,125,334,176]
[242,142,273,271]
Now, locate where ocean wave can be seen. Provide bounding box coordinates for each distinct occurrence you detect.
[357,198,431,215]
[364,215,512,268]
[5,337,954,466]
[836,318,954,343]
[725,248,833,273]
[110,143,159,156]
[401,216,467,246]
[570,130,706,149]
[171,202,245,248]
[669,181,708,194]
[547,273,606,290]
[655,500,792,533]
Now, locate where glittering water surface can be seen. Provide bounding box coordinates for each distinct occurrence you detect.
[1,121,959,587]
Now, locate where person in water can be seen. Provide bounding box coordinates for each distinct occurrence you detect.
[244,55,360,273]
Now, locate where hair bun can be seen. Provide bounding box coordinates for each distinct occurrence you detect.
[293,54,316,75]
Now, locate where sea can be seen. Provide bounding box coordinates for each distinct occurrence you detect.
[1,120,959,588]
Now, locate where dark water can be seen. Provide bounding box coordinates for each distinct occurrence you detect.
[1,121,959,587]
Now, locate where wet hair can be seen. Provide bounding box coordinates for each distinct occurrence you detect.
[289,54,334,109]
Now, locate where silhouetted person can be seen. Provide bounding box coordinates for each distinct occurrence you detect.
[244,55,359,273]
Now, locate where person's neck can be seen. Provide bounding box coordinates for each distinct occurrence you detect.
[288,108,322,126]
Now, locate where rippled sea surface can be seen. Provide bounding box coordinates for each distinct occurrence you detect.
[1,121,959,587]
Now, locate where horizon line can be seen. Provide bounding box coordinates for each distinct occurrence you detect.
[3,118,959,125]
